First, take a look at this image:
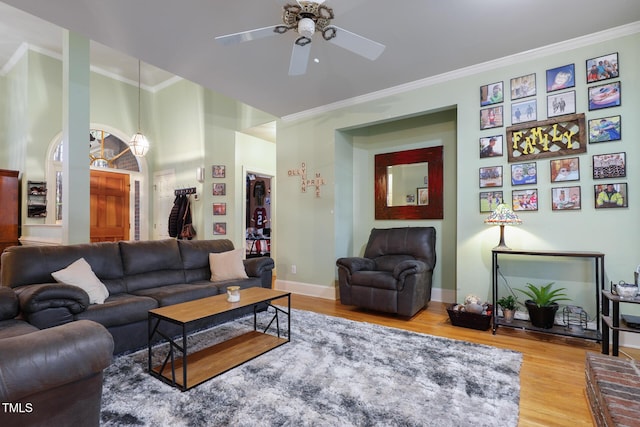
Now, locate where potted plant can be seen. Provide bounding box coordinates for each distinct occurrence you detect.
[516,282,571,329]
[497,295,518,323]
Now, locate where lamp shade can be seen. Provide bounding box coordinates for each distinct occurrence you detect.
[484,204,522,226]
[129,132,150,157]
[484,204,522,250]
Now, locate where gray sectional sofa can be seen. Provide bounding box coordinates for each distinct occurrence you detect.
[0,239,274,354]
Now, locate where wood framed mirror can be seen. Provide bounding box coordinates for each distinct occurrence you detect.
[375,146,443,219]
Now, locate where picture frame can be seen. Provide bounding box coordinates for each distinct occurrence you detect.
[512,189,538,211]
[479,191,504,213]
[212,165,226,178]
[480,81,504,106]
[511,99,537,124]
[213,203,226,215]
[480,106,503,130]
[405,194,415,205]
[510,73,536,100]
[479,135,503,158]
[588,115,621,143]
[552,186,581,210]
[212,183,226,196]
[511,162,537,186]
[588,81,621,111]
[417,187,429,206]
[550,157,580,182]
[213,222,227,235]
[592,152,626,179]
[547,90,576,118]
[546,63,575,92]
[594,183,627,209]
[479,166,503,188]
[586,52,619,83]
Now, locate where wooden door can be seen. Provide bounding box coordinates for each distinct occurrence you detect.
[90,170,130,242]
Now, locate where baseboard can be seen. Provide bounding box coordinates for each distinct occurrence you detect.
[273,279,450,304]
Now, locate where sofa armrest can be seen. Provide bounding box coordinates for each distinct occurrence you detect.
[393,260,427,280]
[243,256,275,277]
[0,319,114,402]
[0,287,19,320]
[15,283,90,315]
[336,257,375,274]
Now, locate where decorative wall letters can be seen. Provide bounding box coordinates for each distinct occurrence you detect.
[287,162,326,197]
[506,113,586,162]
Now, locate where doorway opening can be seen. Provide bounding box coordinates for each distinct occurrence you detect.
[245,172,272,258]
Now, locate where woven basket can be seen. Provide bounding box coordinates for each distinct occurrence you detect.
[446,304,493,331]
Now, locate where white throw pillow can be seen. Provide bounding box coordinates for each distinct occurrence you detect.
[51,258,110,304]
[209,248,249,282]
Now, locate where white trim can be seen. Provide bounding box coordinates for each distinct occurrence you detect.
[274,279,451,305]
[281,22,640,123]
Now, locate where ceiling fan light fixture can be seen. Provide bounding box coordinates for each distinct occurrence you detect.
[298,17,315,38]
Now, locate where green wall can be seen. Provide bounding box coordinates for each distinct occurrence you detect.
[276,29,639,313]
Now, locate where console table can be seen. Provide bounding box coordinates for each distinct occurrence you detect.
[491,248,605,341]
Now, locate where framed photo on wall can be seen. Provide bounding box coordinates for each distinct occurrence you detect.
[212,165,226,178]
[479,191,504,213]
[480,81,504,106]
[546,63,575,92]
[212,183,226,196]
[510,73,536,100]
[588,81,621,110]
[479,135,503,158]
[480,106,503,130]
[511,162,537,186]
[550,157,580,182]
[213,222,227,235]
[592,152,626,179]
[588,115,621,143]
[552,186,581,210]
[511,99,537,124]
[512,189,538,211]
[595,183,627,208]
[213,203,226,215]
[479,166,503,188]
[586,52,619,83]
[547,91,576,118]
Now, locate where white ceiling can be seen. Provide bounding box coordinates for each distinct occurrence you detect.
[1,0,639,120]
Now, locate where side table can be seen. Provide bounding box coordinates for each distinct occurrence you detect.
[601,290,640,356]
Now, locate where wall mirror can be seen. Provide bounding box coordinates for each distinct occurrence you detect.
[375,146,443,219]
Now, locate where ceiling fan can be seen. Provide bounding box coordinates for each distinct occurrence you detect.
[214,0,385,76]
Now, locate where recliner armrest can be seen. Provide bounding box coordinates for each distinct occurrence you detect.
[393,260,427,280]
[0,320,113,402]
[15,283,90,315]
[336,257,376,273]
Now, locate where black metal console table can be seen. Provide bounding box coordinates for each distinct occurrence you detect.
[492,248,605,341]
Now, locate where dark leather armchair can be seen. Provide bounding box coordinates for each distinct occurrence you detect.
[337,227,436,317]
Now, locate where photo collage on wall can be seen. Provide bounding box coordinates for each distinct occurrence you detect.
[477,51,625,212]
[212,165,227,234]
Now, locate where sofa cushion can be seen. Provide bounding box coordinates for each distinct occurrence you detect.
[179,239,235,282]
[51,258,110,304]
[0,287,19,320]
[74,293,158,328]
[119,240,186,292]
[209,249,249,282]
[132,283,221,307]
[351,271,398,290]
[0,319,39,339]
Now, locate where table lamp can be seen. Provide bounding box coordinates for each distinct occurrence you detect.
[484,204,522,250]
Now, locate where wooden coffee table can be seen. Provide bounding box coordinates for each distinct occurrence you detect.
[147,287,290,391]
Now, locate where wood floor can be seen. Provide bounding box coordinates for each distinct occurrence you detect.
[283,294,640,427]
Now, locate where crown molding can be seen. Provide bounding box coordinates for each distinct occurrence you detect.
[282,22,640,123]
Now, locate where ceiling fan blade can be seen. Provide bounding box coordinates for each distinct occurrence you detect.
[327,26,385,60]
[288,41,311,76]
[215,25,280,46]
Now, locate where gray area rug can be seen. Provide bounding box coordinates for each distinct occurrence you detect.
[101,308,522,426]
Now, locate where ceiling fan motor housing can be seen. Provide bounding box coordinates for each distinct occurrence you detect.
[283,1,334,35]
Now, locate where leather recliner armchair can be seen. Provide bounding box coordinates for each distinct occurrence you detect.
[336,227,436,317]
